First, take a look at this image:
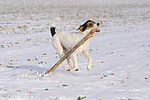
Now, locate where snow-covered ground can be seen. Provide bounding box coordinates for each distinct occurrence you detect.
[0,0,150,100]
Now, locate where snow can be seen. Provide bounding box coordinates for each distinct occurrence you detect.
[0,0,150,99]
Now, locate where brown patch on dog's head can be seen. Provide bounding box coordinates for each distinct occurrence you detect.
[77,20,95,32]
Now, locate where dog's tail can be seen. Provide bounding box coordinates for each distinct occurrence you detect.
[50,17,60,37]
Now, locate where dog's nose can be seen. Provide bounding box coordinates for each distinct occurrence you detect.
[97,23,99,26]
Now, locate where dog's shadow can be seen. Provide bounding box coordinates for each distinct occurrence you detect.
[14,65,71,76]
[13,65,47,73]
[11,65,95,77]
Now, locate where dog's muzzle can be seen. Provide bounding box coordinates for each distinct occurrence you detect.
[95,23,100,32]
[95,21,102,32]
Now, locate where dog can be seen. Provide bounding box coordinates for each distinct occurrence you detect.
[50,18,100,72]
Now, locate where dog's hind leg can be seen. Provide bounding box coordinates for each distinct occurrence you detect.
[70,53,79,72]
[63,47,74,69]
[82,50,92,71]
[67,56,73,69]
[52,40,70,71]
[58,51,70,71]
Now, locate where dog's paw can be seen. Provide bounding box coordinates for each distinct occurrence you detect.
[67,69,70,71]
[70,68,78,72]
[64,67,70,71]
[87,66,91,71]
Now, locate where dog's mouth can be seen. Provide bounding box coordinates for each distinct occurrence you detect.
[96,29,100,32]
[91,28,100,33]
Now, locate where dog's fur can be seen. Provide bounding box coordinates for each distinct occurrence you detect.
[50,18,100,72]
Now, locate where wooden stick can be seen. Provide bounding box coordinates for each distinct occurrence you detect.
[41,29,96,77]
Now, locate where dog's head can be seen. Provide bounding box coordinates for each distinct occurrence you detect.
[77,20,101,33]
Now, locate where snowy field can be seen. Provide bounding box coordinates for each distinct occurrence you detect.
[0,0,150,100]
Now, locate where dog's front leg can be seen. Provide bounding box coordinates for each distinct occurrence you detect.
[82,50,92,71]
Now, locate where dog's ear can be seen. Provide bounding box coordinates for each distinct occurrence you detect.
[77,25,87,32]
[77,25,84,31]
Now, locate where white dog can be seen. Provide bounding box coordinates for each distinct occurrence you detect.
[50,18,100,72]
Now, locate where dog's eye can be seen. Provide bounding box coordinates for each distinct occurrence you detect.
[89,23,93,26]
